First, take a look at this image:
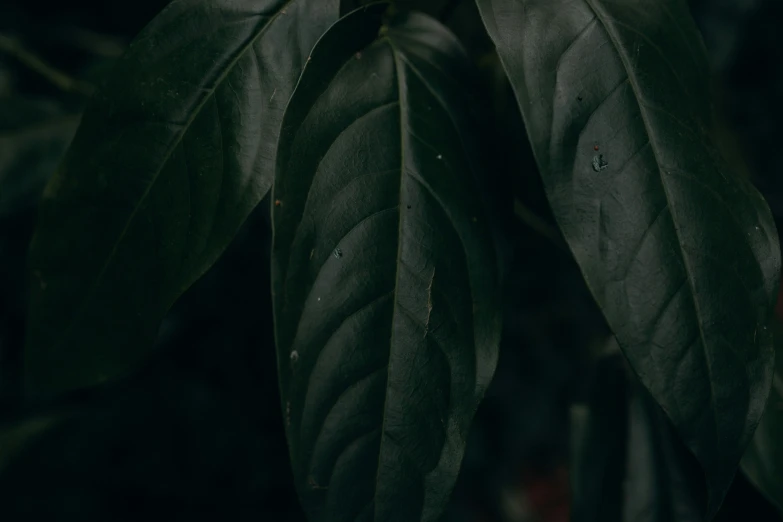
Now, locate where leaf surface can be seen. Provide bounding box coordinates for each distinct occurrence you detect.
[476,0,781,514]
[271,5,502,521]
[24,0,339,398]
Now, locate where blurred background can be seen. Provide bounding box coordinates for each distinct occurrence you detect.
[0,0,782,520]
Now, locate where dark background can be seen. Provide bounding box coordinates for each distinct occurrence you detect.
[0,0,781,520]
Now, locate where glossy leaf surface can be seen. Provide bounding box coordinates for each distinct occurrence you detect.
[24,0,339,398]
[476,0,781,514]
[271,5,502,521]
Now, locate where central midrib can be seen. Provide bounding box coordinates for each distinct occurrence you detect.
[584,0,720,460]
[371,39,410,518]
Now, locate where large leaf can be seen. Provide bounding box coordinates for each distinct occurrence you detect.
[24,0,339,398]
[476,0,781,514]
[741,319,783,516]
[271,5,502,521]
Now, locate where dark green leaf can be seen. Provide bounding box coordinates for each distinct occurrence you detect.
[741,319,783,516]
[271,5,502,521]
[476,0,781,514]
[23,0,339,398]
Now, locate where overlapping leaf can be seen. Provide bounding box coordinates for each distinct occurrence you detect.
[271,5,502,521]
[476,0,781,515]
[24,0,339,398]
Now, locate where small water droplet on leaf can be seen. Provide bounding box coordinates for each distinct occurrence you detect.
[290,350,299,362]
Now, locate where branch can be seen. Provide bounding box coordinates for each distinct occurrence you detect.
[0,33,94,96]
[513,199,570,253]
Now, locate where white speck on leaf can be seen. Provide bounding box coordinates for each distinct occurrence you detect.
[592,154,608,172]
[290,350,299,362]
[436,154,442,160]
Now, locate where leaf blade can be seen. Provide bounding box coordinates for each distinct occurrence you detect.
[476,0,781,515]
[24,0,339,398]
[272,6,502,521]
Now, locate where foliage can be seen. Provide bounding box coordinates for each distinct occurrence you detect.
[2,0,783,520]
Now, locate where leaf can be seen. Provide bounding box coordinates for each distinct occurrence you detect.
[741,319,783,516]
[23,0,339,399]
[271,5,502,521]
[476,0,781,514]
[572,345,705,522]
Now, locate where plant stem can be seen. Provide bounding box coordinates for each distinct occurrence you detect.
[0,33,94,96]
[513,199,570,253]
